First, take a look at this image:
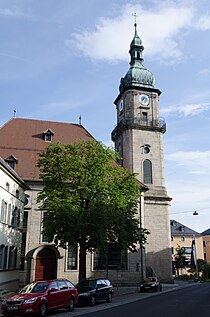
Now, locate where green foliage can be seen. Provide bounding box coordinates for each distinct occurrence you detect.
[174,245,188,271]
[37,140,149,279]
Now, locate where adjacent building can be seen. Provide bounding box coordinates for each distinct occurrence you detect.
[0,157,29,290]
[170,220,204,275]
[201,228,210,262]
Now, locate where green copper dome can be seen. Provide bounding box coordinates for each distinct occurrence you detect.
[119,23,155,93]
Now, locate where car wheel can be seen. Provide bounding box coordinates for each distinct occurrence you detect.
[106,292,112,303]
[90,295,96,306]
[39,302,47,317]
[66,297,75,312]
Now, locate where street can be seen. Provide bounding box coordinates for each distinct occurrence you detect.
[72,283,210,317]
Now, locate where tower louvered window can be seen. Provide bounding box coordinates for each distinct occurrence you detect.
[143,159,153,184]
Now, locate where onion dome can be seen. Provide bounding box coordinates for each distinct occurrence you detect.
[119,23,155,93]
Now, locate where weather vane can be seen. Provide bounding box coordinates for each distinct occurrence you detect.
[132,12,138,24]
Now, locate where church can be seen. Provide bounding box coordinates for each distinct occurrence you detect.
[0,23,173,288]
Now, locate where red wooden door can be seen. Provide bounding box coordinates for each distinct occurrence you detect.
[35,248,57,281]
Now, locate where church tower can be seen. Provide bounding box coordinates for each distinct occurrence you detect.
[111,23,173,282]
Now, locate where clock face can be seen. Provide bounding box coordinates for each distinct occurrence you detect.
[139,94,150,106]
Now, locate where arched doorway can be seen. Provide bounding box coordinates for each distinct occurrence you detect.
[35,247,57,281]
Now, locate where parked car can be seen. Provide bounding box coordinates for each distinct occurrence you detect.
[1,278,78,317]
[140,276,162,292]
[76,278,113,306]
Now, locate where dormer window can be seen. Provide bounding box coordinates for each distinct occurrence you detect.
[43,128,54,142]
[179,226,184,232]
[5,155,18,169]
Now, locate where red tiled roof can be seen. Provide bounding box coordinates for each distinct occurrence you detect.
[0,118,94,180]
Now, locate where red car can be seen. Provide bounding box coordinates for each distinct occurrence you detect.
[1,278,78,317]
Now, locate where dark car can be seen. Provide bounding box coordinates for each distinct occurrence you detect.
[1,279,78,317]
[76,278,113,306]
[140,276,162,292]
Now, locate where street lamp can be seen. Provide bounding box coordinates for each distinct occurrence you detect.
[171,210,199,215]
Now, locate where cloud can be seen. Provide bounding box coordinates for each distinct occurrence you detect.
[166,150,210,173]
[0,7,34,19]
[161,102,210,117]
[196,15,210,30]
[196,68,210,78]
[68,3,194,63]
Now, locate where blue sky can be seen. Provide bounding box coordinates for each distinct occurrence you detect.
[1,0,210,233]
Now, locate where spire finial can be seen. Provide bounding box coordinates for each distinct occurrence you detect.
[132,12,138,24]
[13,109,16,118]
[79,115,82,125]
[132,13,138,36]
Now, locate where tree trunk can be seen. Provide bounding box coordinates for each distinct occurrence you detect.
[79,241,87,282]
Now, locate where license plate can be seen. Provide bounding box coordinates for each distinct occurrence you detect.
[7,305,18,310]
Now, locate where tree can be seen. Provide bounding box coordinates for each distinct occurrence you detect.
[174,246,188,275]
[189,259,208,278]
[37,140,149,282]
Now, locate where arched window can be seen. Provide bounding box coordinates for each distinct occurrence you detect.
[143,159,153,184]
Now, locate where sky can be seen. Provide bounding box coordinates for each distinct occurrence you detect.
[1,0,210,233]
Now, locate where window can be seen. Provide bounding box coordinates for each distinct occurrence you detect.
[179,236,185,242]
[8,246,17,268]
[171,236,173,241]
[144,146,150,154]
[93,244,128,271]
[0,245,4,269]
[5,155,18,169]
[67,245,78,270]
[6,182,10,191]
[143,159,153,184]
[16,190,20,199]
[41,212,51,243]
[58,280,68,290]
[7,204,12,225]
[184,247,192,254]
[49,281,58,291]
[142,112,148,123]
[11,206,19,227]
[43,128,54,142]
[1,200,7,223]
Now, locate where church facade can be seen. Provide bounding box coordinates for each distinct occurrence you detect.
[111,24,173,282]
[0,24,173,287]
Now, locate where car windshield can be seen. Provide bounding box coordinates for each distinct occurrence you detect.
[20,282,49,294]
[144,277,157,283]
[77,280,96,289]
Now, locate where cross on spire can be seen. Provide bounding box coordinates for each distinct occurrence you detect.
[132,12,138,24]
